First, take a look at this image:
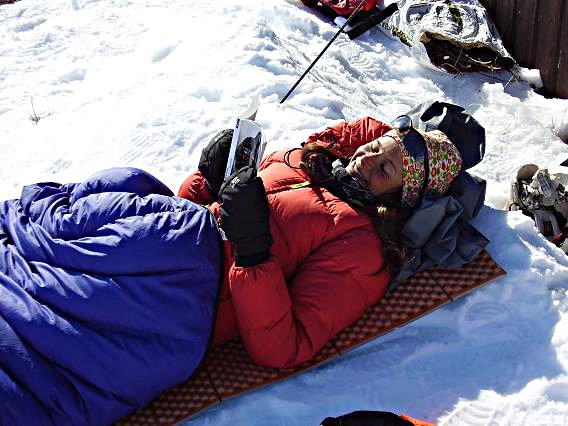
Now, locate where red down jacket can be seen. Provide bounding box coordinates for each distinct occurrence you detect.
[178,117,392,368]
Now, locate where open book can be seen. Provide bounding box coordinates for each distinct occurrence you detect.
[223,96,267,181]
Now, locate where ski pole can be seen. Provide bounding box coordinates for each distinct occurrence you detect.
[280,0,368,104]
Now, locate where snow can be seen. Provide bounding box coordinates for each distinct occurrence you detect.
[1,0,568,425]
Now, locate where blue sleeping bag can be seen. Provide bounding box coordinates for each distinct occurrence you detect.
[0,167,222,425]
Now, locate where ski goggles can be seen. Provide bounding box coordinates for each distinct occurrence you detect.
[390,115,430,202]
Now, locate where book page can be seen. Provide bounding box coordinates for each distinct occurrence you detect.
[224,118,266,181]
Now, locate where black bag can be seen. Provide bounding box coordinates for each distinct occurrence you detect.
[406,101,486,170]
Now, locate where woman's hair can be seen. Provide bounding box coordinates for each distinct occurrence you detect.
[297,142,406,273]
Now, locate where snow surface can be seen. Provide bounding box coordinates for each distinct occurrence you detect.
[1,0,568,425]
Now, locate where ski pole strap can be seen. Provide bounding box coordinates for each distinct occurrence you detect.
[346,2,399,40]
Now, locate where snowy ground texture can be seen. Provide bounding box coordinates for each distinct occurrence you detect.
[2,1,568,425]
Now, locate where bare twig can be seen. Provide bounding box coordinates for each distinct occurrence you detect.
[439,61,465,75]
[29,98,40,125]
[502,69,523,90]
[453,46,464,68]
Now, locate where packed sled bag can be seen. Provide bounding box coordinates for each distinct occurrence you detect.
[0,167,221,426]
[301,0,378,18]
[377,0,515,73]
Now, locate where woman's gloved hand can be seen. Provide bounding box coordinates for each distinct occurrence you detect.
[198,129,233,197]
[219,166,273,267]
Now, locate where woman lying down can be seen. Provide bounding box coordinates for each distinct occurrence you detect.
[0,104,485,425]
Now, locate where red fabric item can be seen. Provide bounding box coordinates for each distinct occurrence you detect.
[176,169,217,205]
[301,0,378,15]
[551,226,568,246]
[305,115,392,157]
[177,116,392,368]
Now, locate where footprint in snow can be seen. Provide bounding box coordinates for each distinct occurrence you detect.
[58,68,86,84]
[151,45,176,63]
[442,396,511,426]
[464,301,512,325]
[47,159,72,174]
[10,18,46,33]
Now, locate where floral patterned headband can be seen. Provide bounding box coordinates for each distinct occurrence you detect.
[385,129,462,208]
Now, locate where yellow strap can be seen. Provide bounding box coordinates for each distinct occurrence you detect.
[289,181,311,190]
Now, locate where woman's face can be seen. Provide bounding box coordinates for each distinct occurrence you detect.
[345,136,403,197]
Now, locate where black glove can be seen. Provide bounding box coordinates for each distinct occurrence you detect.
[198,129,233,197]
[219,166,273,267]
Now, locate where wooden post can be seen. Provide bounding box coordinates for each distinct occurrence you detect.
[534,0,564,97]
[479,0,567,99]
[512,0,538,68]
[555,2,568,98]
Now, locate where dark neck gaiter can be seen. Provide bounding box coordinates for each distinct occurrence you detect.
[329,159,378,207]
[300,150,378,208]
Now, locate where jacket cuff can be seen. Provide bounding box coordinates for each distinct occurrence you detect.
[235,250,270,267]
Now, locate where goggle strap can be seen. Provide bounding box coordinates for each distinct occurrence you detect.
[417,153,430,203]
[394,127,430,206]
[406,129,429,204]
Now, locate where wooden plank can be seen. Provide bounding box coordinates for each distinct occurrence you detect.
[555,1,568,98]
[479,0,497,19]
[494,0,517,52]
[534,0,563,97]
[512,0,538,68]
